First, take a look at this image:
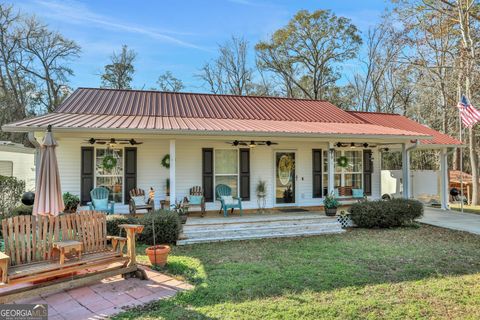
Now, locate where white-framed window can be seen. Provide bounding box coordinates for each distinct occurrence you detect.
[95,148,124,203]
[214,149,239,199]
[323,150,363,197]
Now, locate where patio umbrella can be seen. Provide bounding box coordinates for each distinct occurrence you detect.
[33,125,64,216]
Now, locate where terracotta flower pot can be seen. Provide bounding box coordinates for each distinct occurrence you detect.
[145,245,171,267]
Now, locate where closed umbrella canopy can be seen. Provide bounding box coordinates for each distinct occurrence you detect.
[33,125,64,216]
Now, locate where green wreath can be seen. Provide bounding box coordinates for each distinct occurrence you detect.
[337,156,349,168]
[161,154,170,169]
[102,155,117,171]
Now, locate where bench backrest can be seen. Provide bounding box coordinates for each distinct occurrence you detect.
[1,211,108,266]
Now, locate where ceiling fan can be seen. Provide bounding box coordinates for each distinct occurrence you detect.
[225,140,279,147]
[335,142,377,148]
[84,138,143,146]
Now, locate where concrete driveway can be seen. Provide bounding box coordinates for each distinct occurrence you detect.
[419,207,480,235]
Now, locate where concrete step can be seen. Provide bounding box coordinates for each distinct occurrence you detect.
[184,213,331,226]
[177,228,345,245]
[183,218,338,232]
[183,222,341,238]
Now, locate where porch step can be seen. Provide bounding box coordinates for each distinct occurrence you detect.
[177,214,344,245]
[177,228,345,245]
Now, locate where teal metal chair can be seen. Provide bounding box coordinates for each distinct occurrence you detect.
[88,187,115,215]
[215,184,242,217]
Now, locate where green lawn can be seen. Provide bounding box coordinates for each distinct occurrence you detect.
[114,226,480,320]
[450,203,480,214]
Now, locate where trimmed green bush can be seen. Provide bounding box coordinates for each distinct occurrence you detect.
[106,215,139,237]
[0,175,25,215]
[10,205,33,217]
[349,198,423,228]
[139,210,181,245]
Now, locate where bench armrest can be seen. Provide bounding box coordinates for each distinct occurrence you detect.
[0,252,9,283]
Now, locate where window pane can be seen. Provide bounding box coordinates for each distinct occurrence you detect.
[334,150,342,173]
[345,173,362,189]
[344,151,362,173]
[96,149,123,176]
[215,176,238,198]
[215,150,238,174]
[96,176,123,202]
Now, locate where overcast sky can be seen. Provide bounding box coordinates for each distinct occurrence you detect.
[17,0,388,92]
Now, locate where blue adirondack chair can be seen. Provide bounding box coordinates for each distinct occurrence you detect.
[88,187,115,214]
[216,184,242,217]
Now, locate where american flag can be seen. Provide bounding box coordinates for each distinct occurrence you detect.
[457,95,480,128]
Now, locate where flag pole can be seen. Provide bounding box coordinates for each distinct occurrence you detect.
[459,100,464,213]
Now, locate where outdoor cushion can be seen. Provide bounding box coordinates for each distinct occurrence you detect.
[221,195,237,205]
[352,189,364,198]
[92,198,108,210]
[132,195,146,206]
[188,195,203,205]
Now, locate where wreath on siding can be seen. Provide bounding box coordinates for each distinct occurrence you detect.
[102,155,117,171]
[337,156,349,168]
[161,154,170,169]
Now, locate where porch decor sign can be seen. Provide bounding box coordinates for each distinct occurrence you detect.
[278,155,294,186]
[102,155,117,171]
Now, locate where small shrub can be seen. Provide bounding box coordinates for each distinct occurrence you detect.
[0,176,25,215]
[140,210,181,245]
[106,215,140,236]
[349,198,423,228]
[10,205,33,217]
[63,192,80,213]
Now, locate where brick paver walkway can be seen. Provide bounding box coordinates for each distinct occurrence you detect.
[14,267,193,320]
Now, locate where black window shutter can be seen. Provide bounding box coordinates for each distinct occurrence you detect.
[124,147,137,204]
[80,147,94,205]
[202,148,214,202]
[312,149,322,198]
[239,148,250,201]
[363,149,373,196]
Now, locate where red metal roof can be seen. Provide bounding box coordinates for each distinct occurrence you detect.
[56,88,364,123]
[349,111,462,146]
[2,88,462,144]
[7,112,428,137]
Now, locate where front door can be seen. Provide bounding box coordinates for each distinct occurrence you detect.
[275,152,296,205]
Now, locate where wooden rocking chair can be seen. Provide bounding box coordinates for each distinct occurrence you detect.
[183,186,206,217]
[129,188,155,215]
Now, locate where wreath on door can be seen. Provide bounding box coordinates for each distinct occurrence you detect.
[161,154,170,169]
[102,155,117,171]
[337,156,349,168]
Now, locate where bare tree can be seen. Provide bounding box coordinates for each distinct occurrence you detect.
[157,71,184,92]
[199,36,252,95]
[256,10,362,100]
[101,45,136,89]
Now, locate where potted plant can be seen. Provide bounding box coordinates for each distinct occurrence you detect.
[324,193,339,216]
[173,200,189,224]
[146,244,171,267]
[63,192,80,213]
[166,178,170,197]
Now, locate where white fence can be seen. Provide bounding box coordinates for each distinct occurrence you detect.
[381,170,440,202]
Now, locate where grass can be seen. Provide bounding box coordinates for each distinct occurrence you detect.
[114,226,480,319]
[450,203,480,214]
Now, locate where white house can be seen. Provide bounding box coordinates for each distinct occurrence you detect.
[2,88,462,214]
[0,141,36,191]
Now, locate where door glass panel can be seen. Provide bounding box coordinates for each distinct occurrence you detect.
[275,152,295,204]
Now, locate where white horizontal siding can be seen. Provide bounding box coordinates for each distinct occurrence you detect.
[53,135,382,213]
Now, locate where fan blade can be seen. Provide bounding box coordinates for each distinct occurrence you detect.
[96,141,107,144]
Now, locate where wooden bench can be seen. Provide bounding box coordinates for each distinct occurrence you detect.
[0,211,144,303]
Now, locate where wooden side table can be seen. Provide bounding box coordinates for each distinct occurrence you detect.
[52,240,83,264]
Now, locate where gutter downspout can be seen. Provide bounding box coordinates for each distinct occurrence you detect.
[28,132,41,190]
[402,140,420,199]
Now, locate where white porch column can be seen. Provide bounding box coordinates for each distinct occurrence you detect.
[402,144,410,199]
[440,148,449,210]
[327,142,335,195]
[169,139,176,207]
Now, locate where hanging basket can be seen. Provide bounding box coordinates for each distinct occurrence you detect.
[337,156,349,168]
[102,155,117,171]
[161,154,170,169]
